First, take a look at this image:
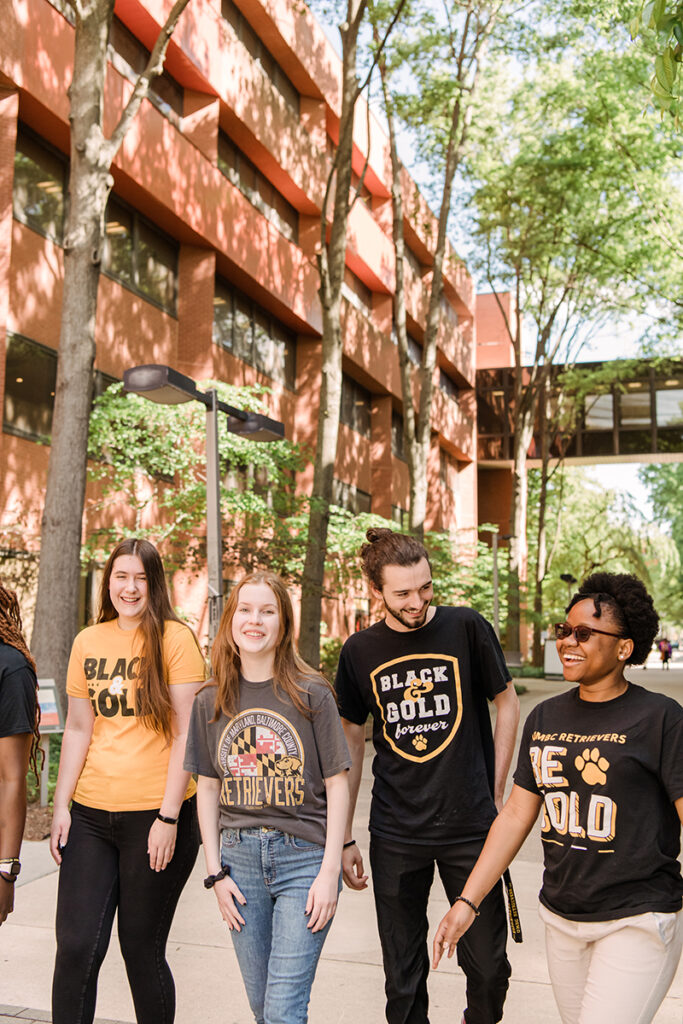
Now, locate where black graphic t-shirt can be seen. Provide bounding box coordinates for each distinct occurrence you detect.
[335,607,510,844]
[185,676,351,847]
[0,642,37,739]
[514,683,683,921]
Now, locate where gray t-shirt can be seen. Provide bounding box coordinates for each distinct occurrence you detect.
[185,676,351,846]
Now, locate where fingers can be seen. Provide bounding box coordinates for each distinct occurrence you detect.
[432,929,457,969]
[49,816,70,865]
[306,896,337,933]
[147,820,177,871]
[342,847,368,890]
[215,877,246,931]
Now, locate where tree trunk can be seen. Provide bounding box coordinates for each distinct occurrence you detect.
[299,1,365,667]
[505,418,533,653]
[31,0,190,699]
[531,389,549,666]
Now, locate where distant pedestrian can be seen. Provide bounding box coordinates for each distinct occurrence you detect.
[185,570,350,1024]
[50,538,205,1024]
[0,582,40,924]
[659,637,672,670]
[434,572,683,1024]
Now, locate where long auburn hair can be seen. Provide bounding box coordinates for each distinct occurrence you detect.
[211,570,332,720]
[0,582,42,780]
[98,538,201,741]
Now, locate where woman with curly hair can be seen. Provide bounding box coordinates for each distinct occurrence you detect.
[185,570,350,1024]
[50,538,205,1024]
[0,581,40,925]
[433,572,683,1024]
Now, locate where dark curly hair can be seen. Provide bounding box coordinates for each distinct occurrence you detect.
[566,572,659,665]
[360,528,430,590]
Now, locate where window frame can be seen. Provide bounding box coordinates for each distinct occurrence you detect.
[102,195,179,315]
[12,124,67,244]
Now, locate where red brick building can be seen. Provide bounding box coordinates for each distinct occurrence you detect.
[1,0,480,641]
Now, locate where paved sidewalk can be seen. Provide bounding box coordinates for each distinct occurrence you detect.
[1,669,682,1022]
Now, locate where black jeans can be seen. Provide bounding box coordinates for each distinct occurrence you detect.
[370,834,511,1024]
[52,797,199,1024]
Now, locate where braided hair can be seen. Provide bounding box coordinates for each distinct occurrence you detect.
[0,582,42,778]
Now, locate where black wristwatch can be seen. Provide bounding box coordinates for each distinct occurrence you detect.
[204,866,230,889]
[0,858,21,883]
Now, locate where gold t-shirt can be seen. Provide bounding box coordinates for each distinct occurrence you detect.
[66,618,205,811]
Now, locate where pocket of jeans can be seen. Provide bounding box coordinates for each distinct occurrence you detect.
[221,828,241,850]
[288,833,323,851]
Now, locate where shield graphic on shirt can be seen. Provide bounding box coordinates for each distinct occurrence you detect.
[370,654,463,762]
[218,710,304,779]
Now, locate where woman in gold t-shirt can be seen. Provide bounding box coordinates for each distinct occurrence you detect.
[50,538,205,1024]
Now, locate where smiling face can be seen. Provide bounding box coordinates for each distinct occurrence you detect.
[231,582,281,665]
[108,554,148,629]
[557,598,633,697]
[373,558,435,632]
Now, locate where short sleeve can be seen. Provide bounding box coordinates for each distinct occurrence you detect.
[66,632,89,699]
[513,711,541,795]
[659,701,683,803]
[183,687,219,778]
[335,642,369,725]
[468,611,511,700]
[0,664,37,738]
[310,686,351,778]
[164,623,206,686]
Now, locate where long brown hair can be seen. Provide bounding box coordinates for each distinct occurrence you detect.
[211,571,332,720]
[98,538,202,741]
[0,581,42,779]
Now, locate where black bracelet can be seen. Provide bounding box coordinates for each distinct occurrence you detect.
[204,866,230,889]
[343,839,356,849]
[156,812,178,825]
[453,895,480,917]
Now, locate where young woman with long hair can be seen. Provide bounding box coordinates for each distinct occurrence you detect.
[0,581,41,925]
[185,570,350,1024]
[50,538,205,1024]
[433,572,683,1024]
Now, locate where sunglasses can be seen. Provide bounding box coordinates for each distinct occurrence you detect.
[554,622,624,643]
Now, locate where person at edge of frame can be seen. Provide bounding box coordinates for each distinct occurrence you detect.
[335,527,520,1024]
[0,581,41,924]
[433,572,683,1024]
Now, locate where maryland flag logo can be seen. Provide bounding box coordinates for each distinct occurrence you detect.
[217,709,305,808]
[370,654,463,763]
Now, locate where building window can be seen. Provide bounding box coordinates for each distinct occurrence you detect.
[342,268,373,314]
[332,479,371,515]
[103,197,178,313]
[108,16,184,127]
[440,296,459,328]
[213,279,296,389]
[439,369,459,401]
[392,505,409,530]
[218,133,298,243]
[13,126,66,243]
[3,334,57,442]
[391,410,405,460]
[222,0,299,114]
[405,245,423,277]
[340,374,371,438]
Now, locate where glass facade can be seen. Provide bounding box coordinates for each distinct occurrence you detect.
[222,0,299,114]
[103,197,178,313]
[213,278,297,389]
[340,374,371,437]
[332,478,371,514]
[109,17,184,126]
[218,132,298,243]
[13,126,66,242]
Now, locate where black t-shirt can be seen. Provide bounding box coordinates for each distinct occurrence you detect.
[0,642,37,738]
[514,683,683,921]
[335,606,510,844]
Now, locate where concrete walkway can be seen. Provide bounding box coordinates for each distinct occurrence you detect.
[2,666,682,1022]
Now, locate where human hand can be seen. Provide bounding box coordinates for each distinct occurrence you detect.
[342,843,368,890]
[305,867,338,932]
[0,879,14,924]
[214,875,246,931]
[432,901,477,968]
[147,818,177,871]
[50,806,72,865]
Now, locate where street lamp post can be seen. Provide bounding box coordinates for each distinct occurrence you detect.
[123,364,284,650]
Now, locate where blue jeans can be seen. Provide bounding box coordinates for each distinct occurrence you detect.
[221,827,340,1024]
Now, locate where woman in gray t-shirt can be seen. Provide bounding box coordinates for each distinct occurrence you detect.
[185,570,350,1024]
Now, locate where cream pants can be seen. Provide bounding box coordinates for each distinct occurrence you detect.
[539,903,683,1024]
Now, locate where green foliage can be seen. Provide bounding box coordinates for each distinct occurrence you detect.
[320,636,344,683]
[631,0,683,125]
[638,462,683,623]
[86,382,309,577]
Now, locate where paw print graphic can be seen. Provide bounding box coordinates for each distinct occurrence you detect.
[412,735,428,752]
[575,747,609,785]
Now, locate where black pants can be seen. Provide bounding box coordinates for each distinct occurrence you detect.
[52,797,199,1024]
[370,834,511,1024]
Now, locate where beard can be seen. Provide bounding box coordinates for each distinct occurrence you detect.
[381,596,431,630]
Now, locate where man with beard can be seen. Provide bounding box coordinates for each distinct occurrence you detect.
[335,528,519,1024]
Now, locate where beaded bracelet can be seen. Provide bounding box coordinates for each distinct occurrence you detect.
[453,895,480,916]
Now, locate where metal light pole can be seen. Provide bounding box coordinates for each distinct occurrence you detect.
[123,364,284,651]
